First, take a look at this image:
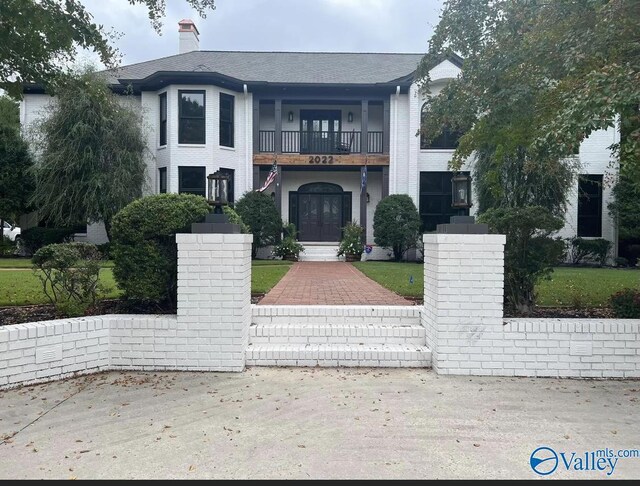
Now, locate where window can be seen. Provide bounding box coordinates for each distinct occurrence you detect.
[577,175,603,237]
[419,171,469,232]
[178,166,206,197]
[159,92,167,146]
[420,103,461,149]
[219,93,234,147]
[218,167,235,204]
[158,167,167,194]
[178,90,205,144]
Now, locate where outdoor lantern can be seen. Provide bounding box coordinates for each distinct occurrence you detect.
[451,173,472,209]
[288,111,294,122]
[208,170,229,213]
[347,112,354,123]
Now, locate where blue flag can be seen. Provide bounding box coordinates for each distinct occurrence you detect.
[361,164,367,193]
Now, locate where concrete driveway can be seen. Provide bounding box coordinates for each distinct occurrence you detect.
[0,368,638,479]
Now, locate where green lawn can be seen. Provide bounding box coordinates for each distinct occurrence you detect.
[353,262,640,307]
[0,260,292,307]
[252,261,293,294]
[0,268,121,307]
[537,267,640,307]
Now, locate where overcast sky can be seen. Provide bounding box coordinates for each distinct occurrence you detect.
[80,0,444,66]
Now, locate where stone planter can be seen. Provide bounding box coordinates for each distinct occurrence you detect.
[344,253,361,262]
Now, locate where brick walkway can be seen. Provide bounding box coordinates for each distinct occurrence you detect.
[259,262,411,305]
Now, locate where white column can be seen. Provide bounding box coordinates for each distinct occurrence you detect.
[176,233,253,371]
[422,233,506,375]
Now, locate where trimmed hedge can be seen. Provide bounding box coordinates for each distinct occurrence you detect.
[111,194,210,308]
[235,191,282,258]
[373,194,421,261]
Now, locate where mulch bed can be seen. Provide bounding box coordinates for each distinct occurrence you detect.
[0,295,267,326]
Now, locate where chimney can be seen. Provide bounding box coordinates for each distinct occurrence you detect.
[178,19,199,54]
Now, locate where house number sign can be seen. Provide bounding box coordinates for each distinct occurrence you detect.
[308,155,336,164]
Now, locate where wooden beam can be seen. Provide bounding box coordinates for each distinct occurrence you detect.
[253,154,389,166]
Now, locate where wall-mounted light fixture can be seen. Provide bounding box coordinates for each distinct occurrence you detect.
[288,111,294,122]
[347,112,354,123]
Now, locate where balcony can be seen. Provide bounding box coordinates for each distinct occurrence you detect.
[258,130,383,154]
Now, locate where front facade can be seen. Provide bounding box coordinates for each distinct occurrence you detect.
[20,20,619,258]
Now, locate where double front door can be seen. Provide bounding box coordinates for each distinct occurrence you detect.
[298,193,342,242]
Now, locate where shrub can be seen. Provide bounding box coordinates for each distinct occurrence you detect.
[373,195,421,261]
[272,223,304,260]
[32,242,102,316]
[337,222,364,257]
[223,205,250,234]
[20,227,75,255]
[566,237,612,266]
[479,206,565,315]
[610,289,640,318]
[625,243,640,267]
[235,191,282,258]
[111,194,210,308]
[614,256,629,267]
[97,242,111,260]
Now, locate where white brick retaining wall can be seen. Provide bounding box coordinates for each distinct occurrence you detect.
[2,231,639,388]
[421,233,640,378]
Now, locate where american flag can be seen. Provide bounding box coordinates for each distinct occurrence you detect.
[258,161,278,193]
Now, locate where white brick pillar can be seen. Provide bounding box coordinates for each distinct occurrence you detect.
[422,234,506,375]
[176,233,253,372]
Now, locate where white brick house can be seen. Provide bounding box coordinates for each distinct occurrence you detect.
[20,20,618,259]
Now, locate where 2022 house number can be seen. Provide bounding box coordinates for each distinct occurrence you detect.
[308,155,335,164]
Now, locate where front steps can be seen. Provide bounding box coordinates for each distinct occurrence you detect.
[298,243,342,262]
[247,305,431,368]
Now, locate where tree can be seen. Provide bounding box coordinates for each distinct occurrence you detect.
[373,194,421,262]
[31,68,147,239]
[0,96,34,243]
[479,207,565,315]
[417,0,640,186]
[0,96,20,128]
[609,175,640,242]
[0,0,216,98]
[235,191,282,258]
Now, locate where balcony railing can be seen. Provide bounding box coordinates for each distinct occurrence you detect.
[258,130,384,154]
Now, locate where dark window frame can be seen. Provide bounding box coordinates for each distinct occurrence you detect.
[219,93,235,148]
[158,167,167,194]
[159,92,167,146]
[577,174,603,237]
[178,90,206,145]
[420,103,462,150]
[419,171,469,232]
[178,166,206,197]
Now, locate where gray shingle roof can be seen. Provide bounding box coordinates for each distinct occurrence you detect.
[106,51,427,85]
